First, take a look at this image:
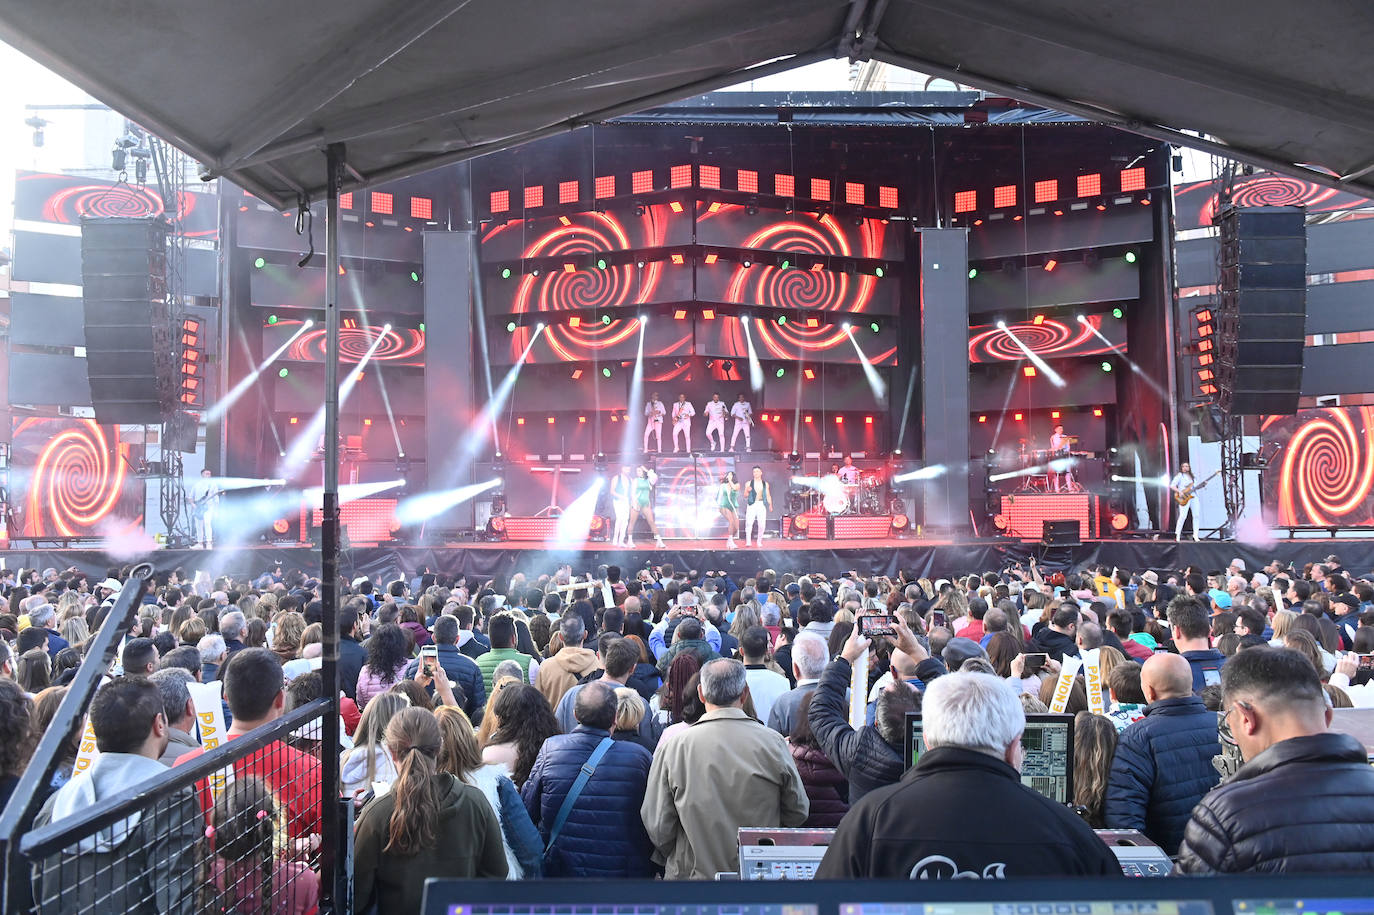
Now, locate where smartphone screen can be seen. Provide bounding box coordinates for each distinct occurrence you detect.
[1359,654,1374,671]
[929,610,948,629]
[859,615,897,638]
[1022,653,1047,675]
[420,646,437,675]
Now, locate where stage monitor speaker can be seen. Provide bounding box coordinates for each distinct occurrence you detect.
[1042,519,1081,547]
[1217,205,1306,415]
[81,217,172,425]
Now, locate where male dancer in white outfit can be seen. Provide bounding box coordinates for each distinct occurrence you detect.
[703,394,727,452]
[743,466,772,547]
[729,393,753,451]
[1170,461,1200,542]
[671,394,695,453]
[643,392,666,453]
[610,465,633,547]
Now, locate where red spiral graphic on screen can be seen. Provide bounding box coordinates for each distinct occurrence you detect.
[724,215,883,355]
[288,326,425,363]
[43,183,164,221]
[511,211,668,360]
[1276,407,1374,526]
[1199,176,1338,226]
[967,317,1114,363]
[24,420,126,537]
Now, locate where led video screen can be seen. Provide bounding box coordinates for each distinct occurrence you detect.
[263,318,425,366]
[1262,407,1374,527]
[11,417,145,538]
[968,312,1127,363]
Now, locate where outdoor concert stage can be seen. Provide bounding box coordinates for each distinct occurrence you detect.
[6,535,1374,583]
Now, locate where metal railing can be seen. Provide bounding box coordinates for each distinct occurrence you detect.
[0,563,348,913]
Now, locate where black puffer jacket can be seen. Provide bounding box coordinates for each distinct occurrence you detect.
[1104,695,1220,855]
[1177,732,1374,874]
[790,742,849,828]
[809,656,944,804]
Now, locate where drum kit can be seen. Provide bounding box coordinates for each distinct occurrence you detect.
[797,471,889,515]
[1013,437,1093,493]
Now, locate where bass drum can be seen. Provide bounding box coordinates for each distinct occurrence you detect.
[823,491,849,514]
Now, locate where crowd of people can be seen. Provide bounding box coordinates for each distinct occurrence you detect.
[0,552,1373,911]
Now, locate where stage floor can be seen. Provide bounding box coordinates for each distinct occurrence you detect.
[7,535,1374,583]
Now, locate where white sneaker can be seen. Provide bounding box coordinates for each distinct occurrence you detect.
[727,538,737,549]
[655,537,666,548]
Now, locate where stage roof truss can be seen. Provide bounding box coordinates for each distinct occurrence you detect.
[0,0,1369,208]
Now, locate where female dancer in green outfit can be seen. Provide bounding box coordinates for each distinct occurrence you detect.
[629,465,666,549]
[718,470,740,549]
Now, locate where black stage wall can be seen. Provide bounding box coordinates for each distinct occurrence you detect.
[13,541,1374,589]
[919,229,971,531]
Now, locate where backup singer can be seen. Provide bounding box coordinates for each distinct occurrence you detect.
[643,392,666,453]
[1170,461,1200,542]
[630,465,667,549]
[610,465,634,548]
[729,394,753,452]
[743,466,772,548]
[703,393,727,452]
[672,394,695,453]
[718,470,740,549]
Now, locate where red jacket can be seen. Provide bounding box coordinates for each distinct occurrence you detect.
[1122,638,1153,663]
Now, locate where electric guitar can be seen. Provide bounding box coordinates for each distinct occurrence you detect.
[1173,470,1221,506]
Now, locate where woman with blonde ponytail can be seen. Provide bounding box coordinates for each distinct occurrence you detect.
[353,708,507,914]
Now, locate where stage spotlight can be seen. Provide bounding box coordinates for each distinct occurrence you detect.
[789,513,810,540]
[741,258,752,268]
[869,322,880,334]
[789,452,802,471]
[891,514,910,538]
[485,516,508,542]
[1100,361,1113,373]
[501,267,512,279]
[594,452,608,472]
[254,257,266,269]
[410,271,421,282]
[994,514,1009,531]
[776,315,787,325]
[780,258,791,269]
[1110,512,1130,531]
[775,367,785,378]
[1112,306,1125,319]
[1124,250,1138,264]
[1043,258,1058,272]
[842,322,851,331]
[267,314,278,324]
[874,266,885,278]
[530,267,541,277]
[505,321,517,333]
[278,368,289,378]
[968,268,978,279]
[602,367,612,378]
[596,257,608,270]
[601,314,611,325]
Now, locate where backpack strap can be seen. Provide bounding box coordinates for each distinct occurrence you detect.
[544,736,614,850]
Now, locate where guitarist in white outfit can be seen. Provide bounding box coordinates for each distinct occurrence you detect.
[1170,462,1200,542]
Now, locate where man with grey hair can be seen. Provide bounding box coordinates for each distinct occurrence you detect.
[534,615,600,709]
[648,591,723,658]
[149,668,200,766]
[642,659,808,878]
[28,603,69,659]
[817,671,1118,878]
[767,632,828,737]
[197,634,227,682]
[218,610,247,658]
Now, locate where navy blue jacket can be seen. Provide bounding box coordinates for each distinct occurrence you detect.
[403,643,487,724]
[337,635,367,701]
[521,726,654,878]
[1105,695,1220,854]
[1182,649,1226,692]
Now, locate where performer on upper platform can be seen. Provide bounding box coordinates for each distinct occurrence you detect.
[672,394,695,453]
[703,393,727,452]
[718,470,740,550]
[838,456,860,486]
[730,393,753,452]
[630,465,666,549]
[743,465,772,548]
[1171,461,1200,543]
[643,392,666,453]
[610,464,634,547]
[1048,423,1069,492]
